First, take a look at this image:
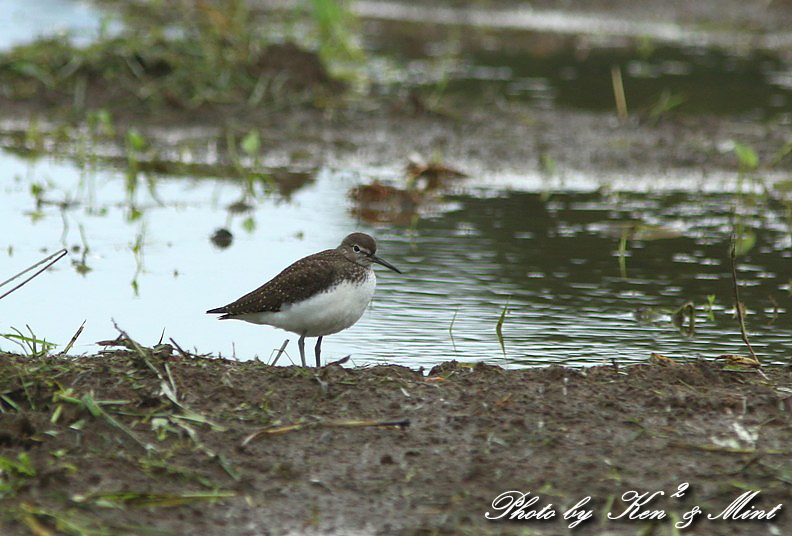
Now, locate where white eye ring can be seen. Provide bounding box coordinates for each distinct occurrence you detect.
[353,245,361,252]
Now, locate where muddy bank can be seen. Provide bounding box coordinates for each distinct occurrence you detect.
[1,94,788,186]
[1,1,790,178]
[1,349,791,535]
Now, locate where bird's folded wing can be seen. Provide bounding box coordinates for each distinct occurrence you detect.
[218,255,338,315]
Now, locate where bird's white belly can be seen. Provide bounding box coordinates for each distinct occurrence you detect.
[238,273,376,337]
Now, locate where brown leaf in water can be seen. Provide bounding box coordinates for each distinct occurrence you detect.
[716,354,761,368]
[406,154,467,190]
[348,182,422,224]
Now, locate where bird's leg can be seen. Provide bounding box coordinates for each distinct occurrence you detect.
[314,336,323,368]
[298,334,306,367]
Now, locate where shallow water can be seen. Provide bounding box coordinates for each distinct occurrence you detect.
[1,1,790,367]
[3,149,790,367]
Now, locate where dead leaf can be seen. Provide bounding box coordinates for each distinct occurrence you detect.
[650,353,677,365]
[406,153,467,190]
[716,354,761,368]
[494,393,513,408]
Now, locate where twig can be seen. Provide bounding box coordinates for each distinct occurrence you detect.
[611,66,628,122]
[730,238,758,363]
[164,362,178,402]
[496,298,510,356]
[727,455,762,476]
[241,417,410,447]
[169,337,190,359]
[448,306,459,353]
[324,355,350,367]
[669,441,785,455]
[80,393,149,451]
[671,302,695,337]
[270,339,289,366]
[112,319,163,379]
[59,320,86,355]
[0,248,68,301]
[768,293,779,325]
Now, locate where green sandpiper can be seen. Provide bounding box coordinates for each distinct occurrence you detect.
[207,232,401,367]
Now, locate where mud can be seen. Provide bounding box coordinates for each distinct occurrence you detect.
[1,350,791,535]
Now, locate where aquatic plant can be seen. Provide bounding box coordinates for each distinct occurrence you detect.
[495,298,510,356]
[730,140,761,256]
[729,237,758,363]
[308,0,362,62]
[705,294,716,321]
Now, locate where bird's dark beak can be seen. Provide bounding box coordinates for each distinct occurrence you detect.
[371,254,402,274]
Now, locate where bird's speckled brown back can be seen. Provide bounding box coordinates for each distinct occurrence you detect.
[208,248,368,318]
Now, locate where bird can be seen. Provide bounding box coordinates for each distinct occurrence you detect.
[206,232,401,367]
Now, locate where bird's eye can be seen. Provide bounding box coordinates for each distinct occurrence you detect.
[353,245,361,252]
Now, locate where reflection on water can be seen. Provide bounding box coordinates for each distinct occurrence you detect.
[1,149,790,367]
[363,7,792,119]
[373,189,790,366]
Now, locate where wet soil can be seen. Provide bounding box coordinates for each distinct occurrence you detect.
[2,91,788,188]
[1,349,791,535]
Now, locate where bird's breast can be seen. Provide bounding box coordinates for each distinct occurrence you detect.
[242,270,376,337]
